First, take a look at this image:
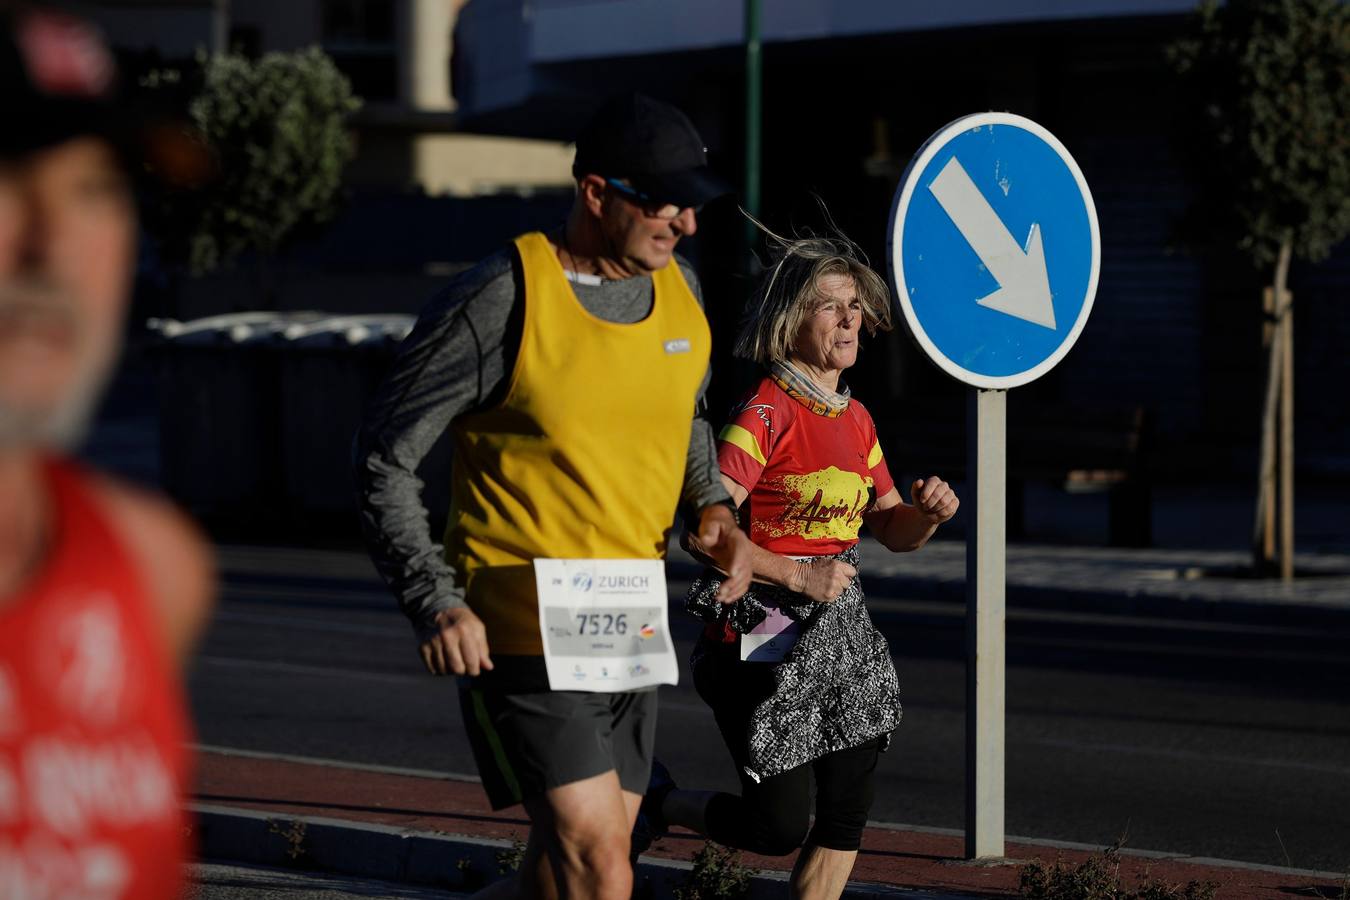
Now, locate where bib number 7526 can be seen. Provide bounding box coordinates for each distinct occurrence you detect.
[576,613,628,636]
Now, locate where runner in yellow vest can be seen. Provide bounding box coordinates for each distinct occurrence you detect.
[355,94,752,900]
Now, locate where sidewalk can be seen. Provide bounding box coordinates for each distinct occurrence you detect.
[192,748,1350,899]
[846,539,1350,625]
[668,534,1350,633]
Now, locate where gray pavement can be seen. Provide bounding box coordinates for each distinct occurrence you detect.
[851,537,1350,617]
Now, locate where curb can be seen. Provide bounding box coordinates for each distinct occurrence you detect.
[664,559,1350,630]
[191,804,973,900]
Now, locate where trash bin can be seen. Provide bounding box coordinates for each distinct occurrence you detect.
[151,313,296,524]
[150,311,417,534]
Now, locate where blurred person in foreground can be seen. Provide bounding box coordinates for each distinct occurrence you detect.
[639,226,959,900]
[354,92,753,900]
[0,5,214,898]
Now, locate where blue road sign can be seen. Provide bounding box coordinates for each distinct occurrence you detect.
[888,113,1100,389]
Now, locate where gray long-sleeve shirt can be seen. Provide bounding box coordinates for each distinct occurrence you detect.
[353,244,730,634]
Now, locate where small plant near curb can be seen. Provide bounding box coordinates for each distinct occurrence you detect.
[496,837,527,874]
[1018,845,1217,900]
[266,818,306,861]
[674,842,754,900]
[456,856,485,891]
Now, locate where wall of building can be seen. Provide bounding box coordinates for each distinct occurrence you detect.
[82,0,572,195]
[74,0,224,56]
[479,13,1350,481]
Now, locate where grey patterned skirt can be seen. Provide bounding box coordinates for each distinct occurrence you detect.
[685,546,903,782]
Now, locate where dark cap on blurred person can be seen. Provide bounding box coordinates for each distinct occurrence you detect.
[1,4,210,183]
[572,93,732,210]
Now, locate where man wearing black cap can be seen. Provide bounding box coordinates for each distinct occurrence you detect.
[355,93,751,898]
[1,5,213,898]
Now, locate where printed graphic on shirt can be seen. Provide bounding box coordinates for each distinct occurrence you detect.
[717,376,895,555]
[51,601,127,727]
[0,667,17,738]
[0,833,132,898]
[3,591,179,900]
[759,466,876,543]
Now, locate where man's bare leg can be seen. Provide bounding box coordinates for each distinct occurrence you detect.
[470,828,550,900]
[472,780,631,900]
[789,845,857,900]
[508,770,636,900]
[621,788,642,830]
[471,768,644,898]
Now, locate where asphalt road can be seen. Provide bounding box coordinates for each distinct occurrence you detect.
[189,546,1350,874]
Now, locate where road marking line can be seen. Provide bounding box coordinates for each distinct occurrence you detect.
[212,609,407,637]
[866,597,1344,638]
[196,655,424,684]
[222,583,389,606]
[1023,737,1350,775]
[1012,635,1348,665]
[192,743,481,782]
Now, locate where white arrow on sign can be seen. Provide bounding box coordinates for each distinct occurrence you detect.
[928,156,1056,330]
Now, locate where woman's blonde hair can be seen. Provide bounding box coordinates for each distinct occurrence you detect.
[733,217,893,366]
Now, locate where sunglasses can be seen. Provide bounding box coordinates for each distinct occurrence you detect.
[604,178,702,220]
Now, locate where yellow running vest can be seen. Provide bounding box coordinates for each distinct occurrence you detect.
[444,231,711,655]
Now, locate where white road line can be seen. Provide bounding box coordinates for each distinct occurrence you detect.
[195,655,425,685]
[192,743,480,783]
[211,609,407,637]
[195,654,714,716]
[1022,737,1350,776]
[1012,634,1347,665]
[866,597,1341,639]
[222,583,389,605]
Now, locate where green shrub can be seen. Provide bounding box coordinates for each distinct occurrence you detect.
[1018,846,1217,900]
[674,842,754,900]
[144,47,361,278]
[1168,0,1350,269]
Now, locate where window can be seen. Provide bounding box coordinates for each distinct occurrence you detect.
[321,0,397,102]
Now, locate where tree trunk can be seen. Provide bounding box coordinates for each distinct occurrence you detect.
[1251,240,1293,576]
[1252,297,1282,573]
[1277,252,1294,581]
[1256,287,1277,567]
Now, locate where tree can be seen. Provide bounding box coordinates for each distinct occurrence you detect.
[1169,0,1350,579]
[143,47,362,287]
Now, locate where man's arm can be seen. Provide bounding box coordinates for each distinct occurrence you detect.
[676,261,751,601]
[353,253,516,641]
[676,261,733,515]
[680,373,731,514]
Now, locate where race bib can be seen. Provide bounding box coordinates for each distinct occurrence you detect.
[740,603,802,662]
[534,559,678,692]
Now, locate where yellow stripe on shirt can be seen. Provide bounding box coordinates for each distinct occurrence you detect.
[719,423,767,466]
[867,440,884,469]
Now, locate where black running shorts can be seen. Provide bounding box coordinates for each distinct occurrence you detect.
[458,659,657,810]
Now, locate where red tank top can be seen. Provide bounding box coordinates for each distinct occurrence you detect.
[0,459,191,900]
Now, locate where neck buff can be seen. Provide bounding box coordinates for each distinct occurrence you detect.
[769,359,850,418]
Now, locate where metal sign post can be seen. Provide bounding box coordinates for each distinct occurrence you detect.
[888,112,1100,860]
[966,387,1006,858]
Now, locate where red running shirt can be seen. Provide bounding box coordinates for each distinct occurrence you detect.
[0,459,191,900]
[718,375,895,556]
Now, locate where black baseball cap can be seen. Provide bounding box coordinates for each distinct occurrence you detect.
[1,4,211,184]
[572,93,732,210]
